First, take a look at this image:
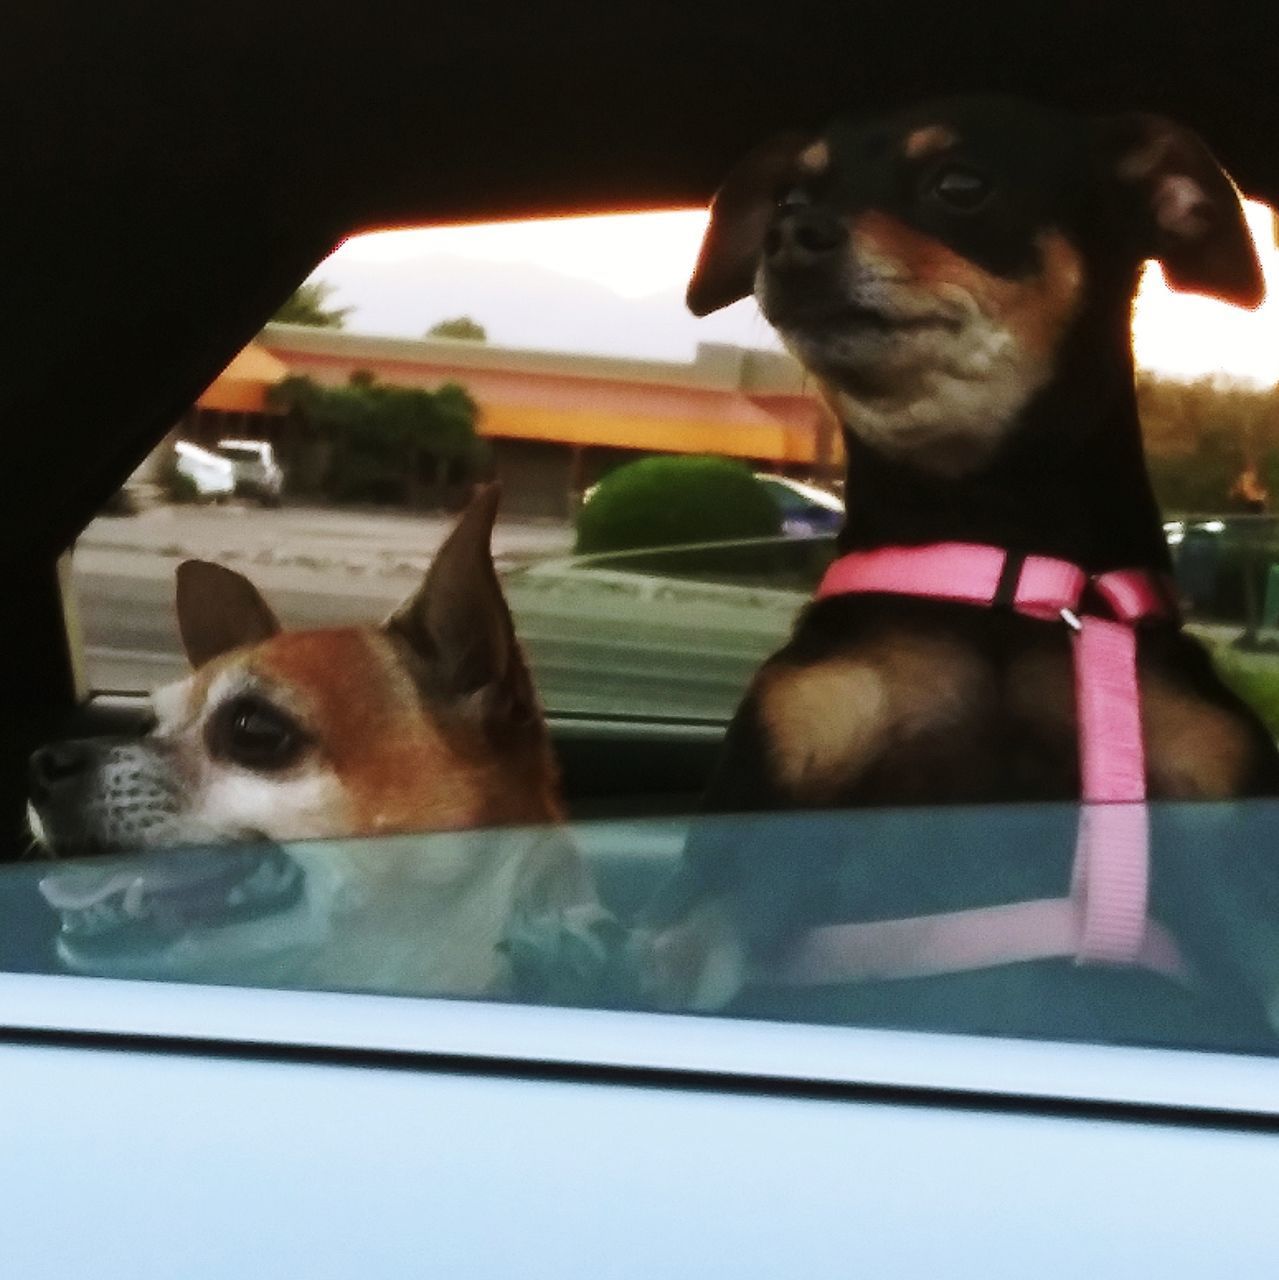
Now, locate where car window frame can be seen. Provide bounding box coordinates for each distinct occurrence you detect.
[5,969,1279,1126]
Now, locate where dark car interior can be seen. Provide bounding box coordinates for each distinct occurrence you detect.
[4,0,1279,861]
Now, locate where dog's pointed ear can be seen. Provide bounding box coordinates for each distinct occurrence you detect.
[1101,112,1264,308]
[175,560,282,668]
[687,131,813,317]
[385,483,536,724]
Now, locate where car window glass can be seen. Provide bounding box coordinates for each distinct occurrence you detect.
[69,212,832,723]
[67,205,1279,730]
[6,802,1279,1057]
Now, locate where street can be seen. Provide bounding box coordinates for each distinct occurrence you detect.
[73,504,801,721]
[81,502,577,575]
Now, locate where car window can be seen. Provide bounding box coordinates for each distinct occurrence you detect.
[6,801,1279,1057]
[67,206,1279,730]
[68,211,834,722]
[32,203,1279,1071]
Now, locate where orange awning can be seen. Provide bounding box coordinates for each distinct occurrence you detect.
[479,401,834,465]
[197,343,290,413]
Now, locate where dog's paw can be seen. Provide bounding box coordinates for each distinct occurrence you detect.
[638,899,751,1013]
[500,903,647,1007]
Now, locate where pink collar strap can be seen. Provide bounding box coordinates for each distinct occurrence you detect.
[775,542,1187,987]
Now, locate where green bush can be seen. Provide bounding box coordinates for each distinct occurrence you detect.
[323,449,407,505]
[169,471,200,503]
[575,456,782,554]
[157,450,200,504]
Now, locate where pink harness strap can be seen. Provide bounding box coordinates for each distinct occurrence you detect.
[773,898,1188,986]
[817,542,1088,622]
[783,544,1184,986]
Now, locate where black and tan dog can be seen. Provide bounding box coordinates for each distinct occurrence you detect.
[649,96,1279,1017]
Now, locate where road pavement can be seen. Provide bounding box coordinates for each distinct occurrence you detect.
[83,501,575,574]
[73,504,800,720]
[66,501,1278,724]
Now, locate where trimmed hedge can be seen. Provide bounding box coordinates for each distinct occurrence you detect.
[268,373,484,507]
[1212,646,1279,736]
[575,456,782,554]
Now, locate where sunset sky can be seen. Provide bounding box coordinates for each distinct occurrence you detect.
[320,201,1279,385]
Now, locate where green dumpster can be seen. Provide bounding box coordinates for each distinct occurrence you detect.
[1263,563,1279,629]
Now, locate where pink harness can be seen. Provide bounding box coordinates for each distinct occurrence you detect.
[775,542,1190,986]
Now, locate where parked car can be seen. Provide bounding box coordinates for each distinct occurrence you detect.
[215,438,285,505]
[173,439,236,500]
[754,472,844,537]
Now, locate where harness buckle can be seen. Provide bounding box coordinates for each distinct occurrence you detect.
[1060,607,1083,632]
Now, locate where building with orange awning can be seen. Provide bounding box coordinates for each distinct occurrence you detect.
[194,341,290,414]
[254,323,839,515]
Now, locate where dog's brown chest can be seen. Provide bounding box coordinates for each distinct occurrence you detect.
[758,631,1000,803]
[754,621,1260,808]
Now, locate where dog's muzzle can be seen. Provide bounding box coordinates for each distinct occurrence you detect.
[757,206,851,317]
[764,204,848,273]
[28,735,185,856]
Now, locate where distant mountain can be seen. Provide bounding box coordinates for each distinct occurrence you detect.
[308,254,783,361]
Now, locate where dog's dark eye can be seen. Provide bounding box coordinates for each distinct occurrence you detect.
[208,696,306,771]
[927,165,993,212]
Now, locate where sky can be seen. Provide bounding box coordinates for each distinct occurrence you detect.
[309,201,1279,384]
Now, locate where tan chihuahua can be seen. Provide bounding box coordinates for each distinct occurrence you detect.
[29,487,599,993]
[30,486,562,852]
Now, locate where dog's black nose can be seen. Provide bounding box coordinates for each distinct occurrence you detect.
[29,741,92,801]
[764,208,847,268]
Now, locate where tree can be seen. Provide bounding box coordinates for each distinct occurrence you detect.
[272,281,351,328]
[268,372,485,506]
[1137,373,1279,514]
[426,316,487,341]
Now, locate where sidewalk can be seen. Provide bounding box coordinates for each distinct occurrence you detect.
[78,502,576,579]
